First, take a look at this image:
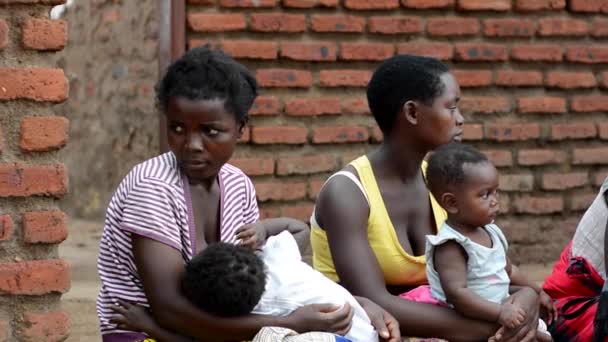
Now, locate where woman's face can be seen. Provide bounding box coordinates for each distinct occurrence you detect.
[166,97,244,182]
[415,73,464,149]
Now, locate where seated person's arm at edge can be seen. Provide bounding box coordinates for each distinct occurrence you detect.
[433,241,524,329]
[235,218,309,253]
[316,176,538,342]
[132,236,351,342]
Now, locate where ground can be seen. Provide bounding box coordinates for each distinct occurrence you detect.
[60,219,556,341]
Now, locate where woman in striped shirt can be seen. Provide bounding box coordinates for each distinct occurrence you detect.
[97,46,397,342]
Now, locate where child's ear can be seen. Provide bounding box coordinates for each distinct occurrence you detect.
[441,192,459,214]
[403,100,418,125]
[237,117,249,138]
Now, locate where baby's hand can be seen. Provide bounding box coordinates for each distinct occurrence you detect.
[498,303,526,329]
[110,300,157,333]
[539,290,557,325]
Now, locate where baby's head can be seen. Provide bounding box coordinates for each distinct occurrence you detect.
[426,142,500,228]
[182,242,266,317]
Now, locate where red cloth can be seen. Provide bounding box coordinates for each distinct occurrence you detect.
[543,241,606,342]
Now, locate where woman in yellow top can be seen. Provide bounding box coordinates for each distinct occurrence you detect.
[311,55,541,341]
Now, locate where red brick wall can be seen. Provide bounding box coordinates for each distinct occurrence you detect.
[0,1,70,341]
[187,0,608,264]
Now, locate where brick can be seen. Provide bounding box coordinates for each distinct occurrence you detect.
[457,0,511,11]
[546,71,596,89]
[23,210,67,244]
[518,97,566,114]
[427,17,479,36]
[311,15,365,33]
[188,0,214,4]
[21,311,69,342]
[485,123,541,141]
[280,42,337,62]
[340,43,394,61]
[542,172,588,190]
[230,158,274,176]
[518,149,567,166]
[496,70,543,87]
[460,96,511,114]
[217,40,278,60]
[250,96,281,116]
[463,124,483,141]
[499,174,534,192]
[308,179,326,199]
[454,43,508,62]
[594,170,608,186]
[397,42,453,60]
[513,196,563,214]
[538,18,588,37]
[551,122,596,140]
[452,70,492,88]
[320,70,371,88]
[573,147,608,165]
[0,259,69,295]
[0,19,7,49]
[344,0,399,9]
[592,19,608,37]
[571,96,608,112]
[239,127,250,143]
[0,215,12,242]
[277,155,337,175]
[251,126,308,144]
[483,19,536,37]
[1,0,65,3]
[511,45,563,62]
[255,181,307,202]
[21,18,67,51]
[256,69,312,88]
[285,97,341,116]
[0,68,67,102]
[566,46,608,64]
[368,16,423,35]
[0,319,6,342]
[402,0,454,8]
[259,206,281,220]
[342,98,371,115]
[282,203,314,222]
[569,0,608,13]
[599,122,608,139]
[515,0,565,11]
[219,0,277,6]
[312,126,369,144]
[371,126,383,143]
[571,192,597,211]
[481,149,513,167]
[20,116,68,152]
[282,0,338,7]
[602,72,608,88]
[187,13,246,32]
[0,127,3,154]
[0,164,67,197]
[250,13,306,32]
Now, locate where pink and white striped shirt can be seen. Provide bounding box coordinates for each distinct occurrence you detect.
[96,152,259,338]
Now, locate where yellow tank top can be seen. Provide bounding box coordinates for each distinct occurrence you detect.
[310,156,447,286]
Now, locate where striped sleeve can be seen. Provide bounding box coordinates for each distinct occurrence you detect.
[120,177,183,250]
[243,175,260,225]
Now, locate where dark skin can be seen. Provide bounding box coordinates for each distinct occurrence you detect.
[315,73,541,341]
[121,96,400,341]
[434,162,554,342]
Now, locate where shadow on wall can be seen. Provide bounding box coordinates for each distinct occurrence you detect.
[52,0,160,221]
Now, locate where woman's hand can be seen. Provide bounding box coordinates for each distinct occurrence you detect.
[356,296,401,342]
[539,290,558,325]
[236,222,267,249]
[492,287,539,342]
[110,300,157,333]
[286,303,354,336]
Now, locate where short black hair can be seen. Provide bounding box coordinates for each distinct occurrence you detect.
[182,242,266,317]
[367,54,450,135]
[156,45,258,121]
[426,142,489,196]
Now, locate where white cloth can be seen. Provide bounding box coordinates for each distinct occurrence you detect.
[252,231,378,342]
[572,176,608,280]
[253,327,335,342]
[426,223,511,305]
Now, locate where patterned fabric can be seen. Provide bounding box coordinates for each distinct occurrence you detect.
[252,327,341,342]
[97,152,259,338]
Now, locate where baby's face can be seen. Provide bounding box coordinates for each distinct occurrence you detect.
[453,161,500,227]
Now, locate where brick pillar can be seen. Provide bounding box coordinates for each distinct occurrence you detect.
[0,1,70,341]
